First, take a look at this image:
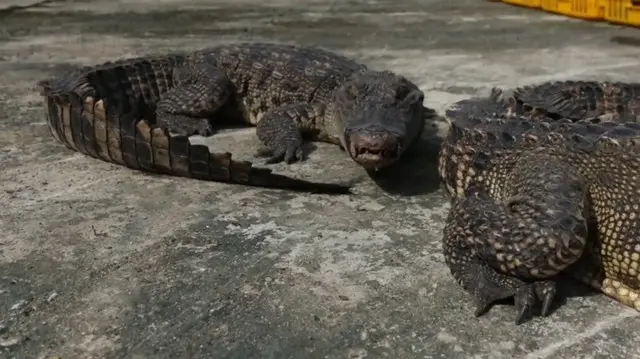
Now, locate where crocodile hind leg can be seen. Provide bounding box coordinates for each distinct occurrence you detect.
[443,155,589,324]
[442,234,557,324]
[156,62,231,137]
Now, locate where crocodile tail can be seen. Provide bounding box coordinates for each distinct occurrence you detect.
[38,64,353,195]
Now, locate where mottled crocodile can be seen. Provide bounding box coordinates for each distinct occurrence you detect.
[437,83,640,324]
[37,42,429,193]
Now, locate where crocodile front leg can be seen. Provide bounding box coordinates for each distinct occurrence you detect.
[156,62,231,137]
[255,102,324,164]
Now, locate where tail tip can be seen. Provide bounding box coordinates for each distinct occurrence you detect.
[309,181,355,195]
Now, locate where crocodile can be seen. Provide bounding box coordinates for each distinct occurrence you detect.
[437,83,640,324]
[37,42,429,194]
[512,80,640,122]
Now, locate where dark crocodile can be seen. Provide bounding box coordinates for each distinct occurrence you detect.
[512,80,640,122]
[437,84,640,324]
[37,42,429,194]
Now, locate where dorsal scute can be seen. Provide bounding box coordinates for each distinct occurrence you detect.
[452,111,640,155]
[446,85,640,154]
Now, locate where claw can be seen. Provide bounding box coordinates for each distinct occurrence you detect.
[195,120,214,137]
[541,294,554,318]
[283,146,301,164]
[464,263,517,320]
[294,147,304,162]
[473,298,493,318]
[459,262,557,325]
[514,296,531,325]
[534,280,557,317]
[255,147,273,158]
[163,118,213,137]
[514,304,529,325]
[259,142,304,165]
[265,148,286,164]
[514,285,537,325]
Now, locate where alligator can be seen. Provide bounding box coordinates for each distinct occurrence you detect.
[437,83,640,324]
[38,42,430,194]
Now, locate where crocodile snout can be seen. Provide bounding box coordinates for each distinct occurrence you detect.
[345,131,402,170]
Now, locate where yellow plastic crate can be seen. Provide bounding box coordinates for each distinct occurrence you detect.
[604,0,640,26]
[540,0,605,20]
[502,0,542,9]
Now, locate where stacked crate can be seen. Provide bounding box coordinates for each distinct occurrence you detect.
[605,0,640,26]
[498,0,640,27]
[540,0,605,20]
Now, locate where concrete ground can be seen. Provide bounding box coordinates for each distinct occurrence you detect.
[1,0,640,358]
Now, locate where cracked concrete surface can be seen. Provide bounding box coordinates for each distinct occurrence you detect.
[1,0,640,358]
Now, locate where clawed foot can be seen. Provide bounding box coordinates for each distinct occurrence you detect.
[463,262,557,324]
[254,102,312,165]
[191,119,215,137]
[255,139,305,164]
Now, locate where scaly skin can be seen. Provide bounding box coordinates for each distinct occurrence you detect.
[512,80,640,122]
[37,51,352,194]
[151,42,428,170]
[438,85,640,324]
[37,42,431,192]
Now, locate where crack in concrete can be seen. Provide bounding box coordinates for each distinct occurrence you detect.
[523,310,639,359]
[0,0,55,16]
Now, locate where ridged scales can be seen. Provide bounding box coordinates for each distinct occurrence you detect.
[513,80,640,122]
[438,81,640,324]
[37,51,352,194]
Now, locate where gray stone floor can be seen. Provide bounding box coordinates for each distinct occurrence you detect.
[1,0,640,358]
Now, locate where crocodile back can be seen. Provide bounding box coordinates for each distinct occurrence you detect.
[35,51,352,193]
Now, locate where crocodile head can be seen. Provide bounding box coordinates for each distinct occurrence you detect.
[335,70,426,170]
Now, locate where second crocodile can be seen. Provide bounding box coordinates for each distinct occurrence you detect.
[438,84,640,324]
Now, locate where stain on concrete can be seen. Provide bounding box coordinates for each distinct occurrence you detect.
[1,0,640,358]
